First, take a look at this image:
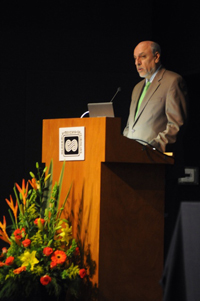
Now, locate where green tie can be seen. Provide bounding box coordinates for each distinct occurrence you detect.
[135,81,151,118]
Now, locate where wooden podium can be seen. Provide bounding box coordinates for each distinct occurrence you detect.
[42,117,174,301]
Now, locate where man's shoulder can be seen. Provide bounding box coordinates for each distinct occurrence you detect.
[158,68,187,93]
[159,68,183,81]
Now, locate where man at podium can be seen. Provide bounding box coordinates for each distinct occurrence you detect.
[123,40,188,153]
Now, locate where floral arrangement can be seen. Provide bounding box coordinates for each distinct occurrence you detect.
[0,161,91,300]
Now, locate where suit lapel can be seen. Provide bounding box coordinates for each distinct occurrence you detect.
[132,80,145,120]
[133,67,166,123]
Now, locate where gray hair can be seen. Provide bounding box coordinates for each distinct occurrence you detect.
[151,42,161,56]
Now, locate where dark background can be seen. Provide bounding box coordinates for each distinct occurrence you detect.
[1,1,200,254]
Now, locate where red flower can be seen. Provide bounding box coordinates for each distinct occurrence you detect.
[22,239,31,248]
[43,247,53,256]
[13,229,22,240]
[21,228,26,237]
[75,247,80,256]
[50,261,57,269]
[40,275,52,285]
[13,228,26,240]
[0,261,5,267]
[34,218,45,228]
[51,250,67,264]
[5,256,14,266]
[79,268,87,278]
[13,266,26,274]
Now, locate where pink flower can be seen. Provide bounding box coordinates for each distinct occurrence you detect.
[40,275,52,285]
[22,239,31,248]
[43,247,53,256]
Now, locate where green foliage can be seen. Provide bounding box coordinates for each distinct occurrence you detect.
[46,276,63,298]
[62,263,80,280]
[18,203,38,228]
[0,160,88,300]
[30,230,43,248]
[67,239,77,257]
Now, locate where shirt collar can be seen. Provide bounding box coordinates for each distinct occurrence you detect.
[146,65,162,83]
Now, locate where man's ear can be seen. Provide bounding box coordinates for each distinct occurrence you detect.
[154,51,160,63]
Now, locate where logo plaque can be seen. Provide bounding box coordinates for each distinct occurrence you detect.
[59,127,85,161]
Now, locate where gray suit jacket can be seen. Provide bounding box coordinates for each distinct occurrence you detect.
[123,67,188,152]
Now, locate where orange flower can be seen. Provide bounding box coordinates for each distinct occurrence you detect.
[13,266,26,274]
[0,216,11,245]
[51,250,67,264]
[0,261,5,267]
[29,178,39,190]
[5,256,14,266]
[5,195,18,222]
[15,179,29,205]
[40,275,52,285]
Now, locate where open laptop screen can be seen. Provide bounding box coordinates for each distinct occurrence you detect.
[87,102,114,117]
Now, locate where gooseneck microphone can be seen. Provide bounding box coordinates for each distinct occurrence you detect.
[110,87,121,102]
[80,87,121,118]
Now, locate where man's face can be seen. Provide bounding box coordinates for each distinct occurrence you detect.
[133,42,160,80]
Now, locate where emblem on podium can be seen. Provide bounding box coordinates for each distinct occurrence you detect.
[59,127,85,161]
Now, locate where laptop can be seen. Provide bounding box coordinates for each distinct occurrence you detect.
[87,102,115,117]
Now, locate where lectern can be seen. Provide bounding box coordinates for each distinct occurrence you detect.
[42,117,173,301]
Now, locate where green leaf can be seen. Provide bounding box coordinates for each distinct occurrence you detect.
[57,182,72,220]
[55,161,65,213]
[41,159,53,214]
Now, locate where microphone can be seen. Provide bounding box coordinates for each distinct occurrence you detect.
[80,87,121,118]
[110,87,121,102]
